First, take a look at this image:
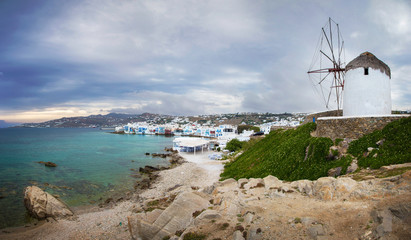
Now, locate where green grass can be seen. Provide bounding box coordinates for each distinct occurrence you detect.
[348,117,411,169]
[220,117,410,181]
[183,232,207,240]
[220,123,352,181]
[334,138,343,146]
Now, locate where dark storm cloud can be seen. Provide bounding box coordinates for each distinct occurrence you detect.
[0,0,410,122]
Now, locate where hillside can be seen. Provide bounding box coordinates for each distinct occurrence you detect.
[221,117,411,181]
[16,113,173,128]
[348,116,411,169]
[15,112,304,128]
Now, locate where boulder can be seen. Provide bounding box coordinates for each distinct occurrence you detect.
[247,226,263,240]
[244,212,254,225]
[238,178,249,189]
[291,180,314,196]
[139,165,160,174]
[194,209,222,225]
[313,177,336,201]
[233,230,245,240]
[169,153,186,164]
[327,167,342,177]
[307,224,325,239]
[243,178,264,190]
[334,177,358,199]
[388,201,411,221]
[376,139,385,146]
[151,153,171,158]
[301,217,317,227]
[128,192,210,240]
[339,140,350,154]
[371,209,393,238]
[263,175,283,191]
[217,191,245,217]
[24,186,73,219]
[201,185,215,195]
[346,159,358,174]
[213,178,238,194]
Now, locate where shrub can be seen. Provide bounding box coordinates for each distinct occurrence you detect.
[250,126,261,132]
[238,125,260,133]
[237,125,252,134]
[220,222,229,230]
[334,138,343,146]
[183,232,206,240]
[225,139,244,152]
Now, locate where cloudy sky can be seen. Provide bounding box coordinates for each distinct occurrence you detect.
[0,0,410,123]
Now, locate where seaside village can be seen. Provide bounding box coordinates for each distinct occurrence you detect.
[5,16,411,239]
[114,116,303,156]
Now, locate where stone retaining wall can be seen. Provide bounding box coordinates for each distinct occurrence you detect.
[313,115,409,140]
[304,110,342,124]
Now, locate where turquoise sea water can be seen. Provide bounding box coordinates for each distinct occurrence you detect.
[0,128,173,229]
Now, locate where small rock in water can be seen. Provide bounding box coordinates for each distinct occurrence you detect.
[37,161,57,167]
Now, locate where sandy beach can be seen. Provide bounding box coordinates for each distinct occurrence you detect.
[0,152,224,240]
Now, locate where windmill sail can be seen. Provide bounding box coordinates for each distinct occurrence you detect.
[308,18,346,111]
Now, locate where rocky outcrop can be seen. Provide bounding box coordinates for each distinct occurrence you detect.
[168,153,186,165]
[128,192,210,240]
[327,167,342,177]
[151,153,171,158]
[128,170,411,240]
[139,165,160,174]
[24,186,73,219]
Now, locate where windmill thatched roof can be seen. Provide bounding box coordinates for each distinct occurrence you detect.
[346,52,391,78]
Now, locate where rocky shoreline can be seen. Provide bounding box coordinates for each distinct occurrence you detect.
[1,153,410,240]
[0,151,221,239]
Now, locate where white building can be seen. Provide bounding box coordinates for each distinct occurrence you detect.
[343,52,391,116]
[173,137,209,154]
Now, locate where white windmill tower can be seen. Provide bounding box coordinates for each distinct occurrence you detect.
[308,19,392,117]
[343,52,391,116]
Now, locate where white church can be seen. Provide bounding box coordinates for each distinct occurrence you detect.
[343,52,392,116]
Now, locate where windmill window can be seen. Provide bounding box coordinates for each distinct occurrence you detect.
[364,67,369,75]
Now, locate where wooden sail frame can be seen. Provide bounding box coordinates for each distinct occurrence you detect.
[308,18,346,111]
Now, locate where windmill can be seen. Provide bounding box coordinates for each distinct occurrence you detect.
[308,18,346,111]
